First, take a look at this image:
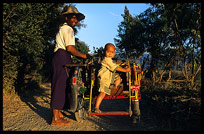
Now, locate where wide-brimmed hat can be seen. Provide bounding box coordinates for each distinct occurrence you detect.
[62,6,85,21]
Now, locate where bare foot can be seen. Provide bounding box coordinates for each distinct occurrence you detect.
[51,118,72,126]
[59,111,64,118]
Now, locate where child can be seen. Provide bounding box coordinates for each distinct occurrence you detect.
[95,43,131,113]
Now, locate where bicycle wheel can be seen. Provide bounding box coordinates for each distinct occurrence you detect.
[68,84,78,112]
[74,96,88,122]
[131,100,140,123]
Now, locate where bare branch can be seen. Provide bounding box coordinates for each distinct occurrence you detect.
[3,3,19,23]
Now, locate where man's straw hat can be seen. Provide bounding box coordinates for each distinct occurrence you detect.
[62,6,85,21]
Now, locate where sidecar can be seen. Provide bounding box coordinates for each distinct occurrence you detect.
[64,56,141,123]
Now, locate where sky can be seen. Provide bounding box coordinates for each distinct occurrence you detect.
[74,3,151,52]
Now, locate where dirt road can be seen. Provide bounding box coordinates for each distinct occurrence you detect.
[3,83,201,131]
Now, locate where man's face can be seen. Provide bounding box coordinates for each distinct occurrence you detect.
[66,15,78,27]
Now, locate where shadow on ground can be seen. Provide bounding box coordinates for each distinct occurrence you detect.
[17,83,53,124]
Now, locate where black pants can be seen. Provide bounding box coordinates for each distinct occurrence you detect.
[50,49,73,110]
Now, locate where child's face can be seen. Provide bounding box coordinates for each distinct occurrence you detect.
[105,45,115,58]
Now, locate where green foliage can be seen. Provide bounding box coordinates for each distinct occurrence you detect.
[72,39,90,63]
[3,3,83,93]
[115,6,145,58]
[115,3,201,88]
[3,48,18,94]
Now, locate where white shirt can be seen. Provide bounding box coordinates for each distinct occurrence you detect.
[54,23,75,52]
[98,57,119,94]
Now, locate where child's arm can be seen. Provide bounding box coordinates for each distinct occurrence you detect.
[116,66,131,72]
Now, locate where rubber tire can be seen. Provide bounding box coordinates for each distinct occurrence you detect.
[132,100,141,117]
[68,85,78,112]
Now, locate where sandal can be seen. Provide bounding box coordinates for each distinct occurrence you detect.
[94,108,102,113]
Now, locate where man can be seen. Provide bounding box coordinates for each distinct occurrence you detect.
[51,6,90,126]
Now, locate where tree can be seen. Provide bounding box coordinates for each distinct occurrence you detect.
[3,3,64,93]
[115,6,146,59]
[72,39,90,63]
[114,3,201,89]
[3,3,88,94]
[152,3,201,88]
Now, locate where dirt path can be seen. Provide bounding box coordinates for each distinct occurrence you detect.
[3,83,201,131]
[3,83,144,131]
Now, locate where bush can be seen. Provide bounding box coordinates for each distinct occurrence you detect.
[3,49,18,94]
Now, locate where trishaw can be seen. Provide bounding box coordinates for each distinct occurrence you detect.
[64,54,142,123]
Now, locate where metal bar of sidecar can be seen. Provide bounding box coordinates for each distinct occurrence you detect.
[89,111,129,115]
[93,95,128,100]
[88,79,94,112]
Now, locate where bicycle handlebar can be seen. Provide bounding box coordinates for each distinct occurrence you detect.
[64,64,90,67]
